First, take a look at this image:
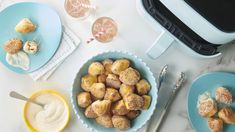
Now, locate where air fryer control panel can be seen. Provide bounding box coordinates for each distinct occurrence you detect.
[185,0,235,33]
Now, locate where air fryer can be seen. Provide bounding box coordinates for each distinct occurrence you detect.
[137,0,235,58]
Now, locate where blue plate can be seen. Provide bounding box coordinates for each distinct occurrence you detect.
[71,51,158,132]
[188,72,235,132]
[0,2,62,73]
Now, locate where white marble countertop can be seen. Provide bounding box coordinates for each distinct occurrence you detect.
[1,0,235,132]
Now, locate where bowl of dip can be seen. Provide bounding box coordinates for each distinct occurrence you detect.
[23,89,70,132]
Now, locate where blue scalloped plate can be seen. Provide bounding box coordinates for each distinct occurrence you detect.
[0,2,62,73]
[188,72,235,132]
[71,51,158,132]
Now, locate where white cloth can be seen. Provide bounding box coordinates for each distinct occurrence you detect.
[28,26,81,81]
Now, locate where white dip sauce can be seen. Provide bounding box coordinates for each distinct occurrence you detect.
[6,51,30,70]
[25,93,69,132]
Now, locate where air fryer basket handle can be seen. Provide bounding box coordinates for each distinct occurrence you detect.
[147,31,174,59]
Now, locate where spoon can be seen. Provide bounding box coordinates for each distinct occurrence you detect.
[9,91,44,107]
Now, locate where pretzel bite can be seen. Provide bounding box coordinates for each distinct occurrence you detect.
[4,38,23,54]
[111,59,130,75]
[218,107,235,124]
[81,74,97,92]
[106,74,121,89]
[96,114,114,128]
[102,59,113,75]
[112,100,129,115]
[119,67,140,85]
[92,100,111,116]
[77,92,92,108]
[15,18,36,33]
[142,95,152,110]
[123,93,144,110]
[23,41,39,54]
[90,83,106,99]
[85,105,98,118]
[216,87,233,105]
[88,62,105,76]
[112,115,130,130]
[136,79,150,95]
[208,117,223,132]
[104,88,121,102]
[198,99,217,117]
[119,84,135,97]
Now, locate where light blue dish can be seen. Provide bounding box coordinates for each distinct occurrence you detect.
[0,2,62,73]
[188,72,235,132]
[71,51,158,132]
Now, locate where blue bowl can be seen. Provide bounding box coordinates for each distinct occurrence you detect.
[71,51,158,132]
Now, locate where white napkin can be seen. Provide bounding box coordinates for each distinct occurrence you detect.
[28,26,81,81]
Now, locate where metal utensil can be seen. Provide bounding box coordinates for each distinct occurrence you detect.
[157,65,168,91]
[154,72,186,132]
[145,65,168,132]
[9,91,44,107]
